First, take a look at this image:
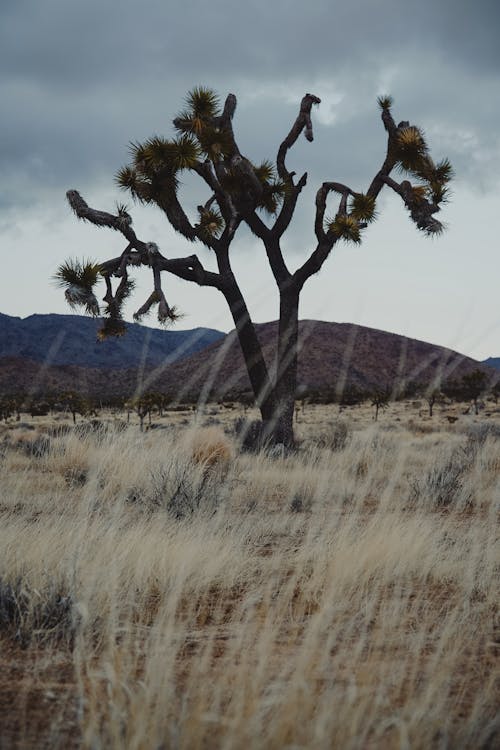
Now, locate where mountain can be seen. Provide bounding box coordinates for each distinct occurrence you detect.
[0,313,224,369]
[148,320,496,400]
[0,318,496,402]
[483,357,500,370]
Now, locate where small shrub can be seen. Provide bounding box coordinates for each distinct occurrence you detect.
[26,435,51,458]
[410,448,473,509]
[463,423,500,453]
[290,489,313,513]
[0,578,74,647]
[129,431,232,518]
[149,463,222,519]
[189,427,233,474]
[316,420,352,451]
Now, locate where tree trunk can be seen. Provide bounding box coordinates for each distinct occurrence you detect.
[223,277,299,448]
[223,277,274,415]
[270,285,300,448]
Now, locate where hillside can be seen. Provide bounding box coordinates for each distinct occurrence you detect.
[0,313,224,369]
[0,319,495,401]
[148,320,496,401]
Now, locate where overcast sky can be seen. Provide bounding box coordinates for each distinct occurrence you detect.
[1,0,499,359]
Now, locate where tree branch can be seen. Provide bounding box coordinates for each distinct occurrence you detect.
[191,160,238,238]
[67,190,223,289]
[277,93,321,183]
[67,190,145,250]
[381,176,443,234]
[313,182,353,243]
[292,240,334,290]
[272,172,308,239]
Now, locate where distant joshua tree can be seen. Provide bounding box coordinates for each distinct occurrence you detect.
[59,391,89,424]
[371,389,390,421]
[57,88,452,447]
[425,388,442,417]
[443,370,490,415]
[460,370,489,415]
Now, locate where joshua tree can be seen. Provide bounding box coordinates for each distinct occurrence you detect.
[59,390,89,424]
[460,370,489,415]
[425,388,442,417]
[371,389,390,421]
[58,88,452,447]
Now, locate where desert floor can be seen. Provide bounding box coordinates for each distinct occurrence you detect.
[0,400,499,749]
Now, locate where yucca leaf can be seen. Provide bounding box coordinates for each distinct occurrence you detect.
[115,166,157,203]
[433,158,454,184]
[412,185,428,203]
[115,166,137,190]
[395,126,429,173]
[65,286,100,316]
[115,278,136,303]
[158,301,183,326]
[350,193,377,223]
[174,108,202,135]
[185,86,219,119]
[54,259,102,317]
[197,127,233,161]
[254,160,276,185]
[54,259,102,290]
[428,182,450,204]
[128,140,149,166]
[133,291,160,323]
[197,207,225,240]
[257,180,286,215]
[97,317,127,340]
[140,136,177,167]
[327,214,362,244]
[377,94,394,111]
[170,134,201,169]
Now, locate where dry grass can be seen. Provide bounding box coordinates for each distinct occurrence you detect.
[0,407,499,749]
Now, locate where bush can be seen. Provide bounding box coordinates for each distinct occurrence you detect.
[25,434,51,458]
[316,420,352,451]
[463,423,500,451]
[147,463,224,518]
[409,448,473,509]
[0,578,74,647]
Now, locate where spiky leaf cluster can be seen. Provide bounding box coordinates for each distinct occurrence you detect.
[174,87,220,135]
[115,133,201,207]
[327,214,362,244]
[158,302,183,326]
[253,160,285,215]
[98,278,136,340]
[174,87,235,163]
[53,259,102,316]
[197,207,225,242]
[393,125,453,210]
[394,126,429,173]
[133,291,160,323]
[349,193,377,223]
[97,317,127,340]
[54,259,101,290]
[377,95,394,111]
[197,127,233,161]
[132,290,182,327]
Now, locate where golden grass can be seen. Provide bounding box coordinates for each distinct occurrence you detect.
[0,410,498,749]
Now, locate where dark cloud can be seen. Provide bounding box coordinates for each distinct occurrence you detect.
[0,0,498,212]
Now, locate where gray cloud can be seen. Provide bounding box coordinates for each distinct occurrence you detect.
[1,0,498,212]
[1,0,500,359]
